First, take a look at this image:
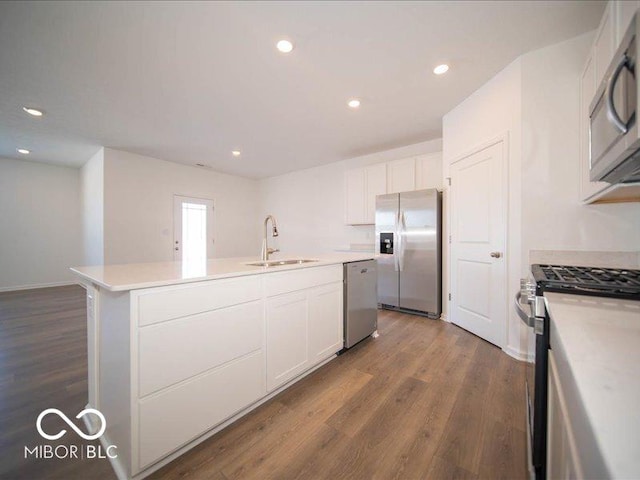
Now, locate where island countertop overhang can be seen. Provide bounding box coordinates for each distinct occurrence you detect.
[70,253,375,292]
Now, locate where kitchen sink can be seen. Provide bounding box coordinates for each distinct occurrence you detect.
[245,259,319,267]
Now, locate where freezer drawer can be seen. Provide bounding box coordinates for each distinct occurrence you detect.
[344,260,378,348]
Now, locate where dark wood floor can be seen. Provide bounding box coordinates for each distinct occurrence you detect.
[0,285,528,480]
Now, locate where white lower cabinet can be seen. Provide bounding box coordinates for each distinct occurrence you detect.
[308,282,343,363]
[124,265,344,476]
[266,266,344,392]
[138,351,264,469]
[266,291,310,391]
[547,350,583,479]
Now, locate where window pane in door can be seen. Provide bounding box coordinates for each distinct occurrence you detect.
[181,203,207,263]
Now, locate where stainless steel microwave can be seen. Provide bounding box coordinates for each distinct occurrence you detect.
[590,13,640,184]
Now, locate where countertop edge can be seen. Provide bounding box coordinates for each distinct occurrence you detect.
[70,255,376,292]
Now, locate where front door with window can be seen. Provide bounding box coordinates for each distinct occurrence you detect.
[173,195,214,262]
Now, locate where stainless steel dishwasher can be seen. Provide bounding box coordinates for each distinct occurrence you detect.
[343,259,378,348]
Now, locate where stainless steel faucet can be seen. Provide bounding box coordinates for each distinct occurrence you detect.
[261,215,279,261]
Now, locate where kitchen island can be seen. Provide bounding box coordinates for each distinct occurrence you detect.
[71,253,374,480]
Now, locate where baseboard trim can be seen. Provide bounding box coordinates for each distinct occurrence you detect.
[0,281,76,293]
[504,345,534,363]
[440,313,449,322]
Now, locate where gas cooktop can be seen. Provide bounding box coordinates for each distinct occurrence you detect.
[531,264,640,300]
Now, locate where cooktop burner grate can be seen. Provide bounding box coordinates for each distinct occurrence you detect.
[531,264,640,300]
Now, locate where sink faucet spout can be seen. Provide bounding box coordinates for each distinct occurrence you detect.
[261,215,280,261]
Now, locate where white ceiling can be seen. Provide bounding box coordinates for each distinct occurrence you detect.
[0,1,604,179]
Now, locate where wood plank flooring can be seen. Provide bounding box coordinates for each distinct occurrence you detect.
[0,285,528,480]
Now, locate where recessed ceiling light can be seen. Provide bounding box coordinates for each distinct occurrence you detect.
[22,107,44,117]
[232,150,241,157]
[196,163,205,167]
[17,148,30,154]
[348,99,361,109]
[276,39,294,54]
[433,64,449,75]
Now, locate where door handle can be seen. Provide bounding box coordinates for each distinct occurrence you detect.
[490,251,502,258]
[606,53,633,134]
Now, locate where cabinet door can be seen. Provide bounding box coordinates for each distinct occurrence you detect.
[594,3,615,86]
[579,53,608,201]
[547,351,584,479]
[308,282,343,363]
[387,157,416,193]
[266,291,309,391]
[345,168,366,224]
[415,152,443,190]
[615,1,639,45]
[365,163,387,223]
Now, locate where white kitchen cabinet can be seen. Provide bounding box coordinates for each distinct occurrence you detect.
[134,275,267,471]
[547,350,584,479]
[344,163,386,225]
[594,2,616,86]
[77,260,352,479]
[265,264,343,391]
[138,350,264,469]
[308,282,343,363]
[365,163,387,223]
[415,152,443,190]
[580,2,640,204]
[615,1,639,45]
[387,157,416,193]
[266,291,309,391]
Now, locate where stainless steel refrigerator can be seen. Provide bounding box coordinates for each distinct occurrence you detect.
[375,189,442,318]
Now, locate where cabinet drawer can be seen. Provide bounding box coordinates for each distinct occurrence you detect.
[265,265,342,297]
[138,350,265,469]
[137,275,262,326]
[138,300,264,397]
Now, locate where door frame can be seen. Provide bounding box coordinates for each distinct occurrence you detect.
[446,133,509,349]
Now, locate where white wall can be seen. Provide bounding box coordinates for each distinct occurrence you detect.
[443,31,640,359]
[0,157,82,291]
[103,148,260,264]
[258,139,443,256]
[442,58,523,348]
[80,148,104,265]
[521,32,640,255]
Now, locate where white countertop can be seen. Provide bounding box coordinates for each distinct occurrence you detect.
[545,292,640,479]
[71,253,376,292]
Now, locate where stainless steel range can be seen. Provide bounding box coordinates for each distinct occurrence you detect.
[517,264,640,479]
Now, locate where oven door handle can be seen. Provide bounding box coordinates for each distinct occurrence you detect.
[515,292,536,328]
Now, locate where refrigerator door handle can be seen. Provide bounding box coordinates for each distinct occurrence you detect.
[398,211,406,272]
[394,211,401,271]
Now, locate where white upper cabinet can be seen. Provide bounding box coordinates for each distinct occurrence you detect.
[387,157,416,193]
[615,1,639,44]
[594,3,615,86]
[345,152,443,224]
[580,1,640,203]
[344,163,386,225]
[364,164,387,223]
[415,152,444,190]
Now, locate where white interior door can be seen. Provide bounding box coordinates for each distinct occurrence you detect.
[450,141,506,347]
[173,195,214,261]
